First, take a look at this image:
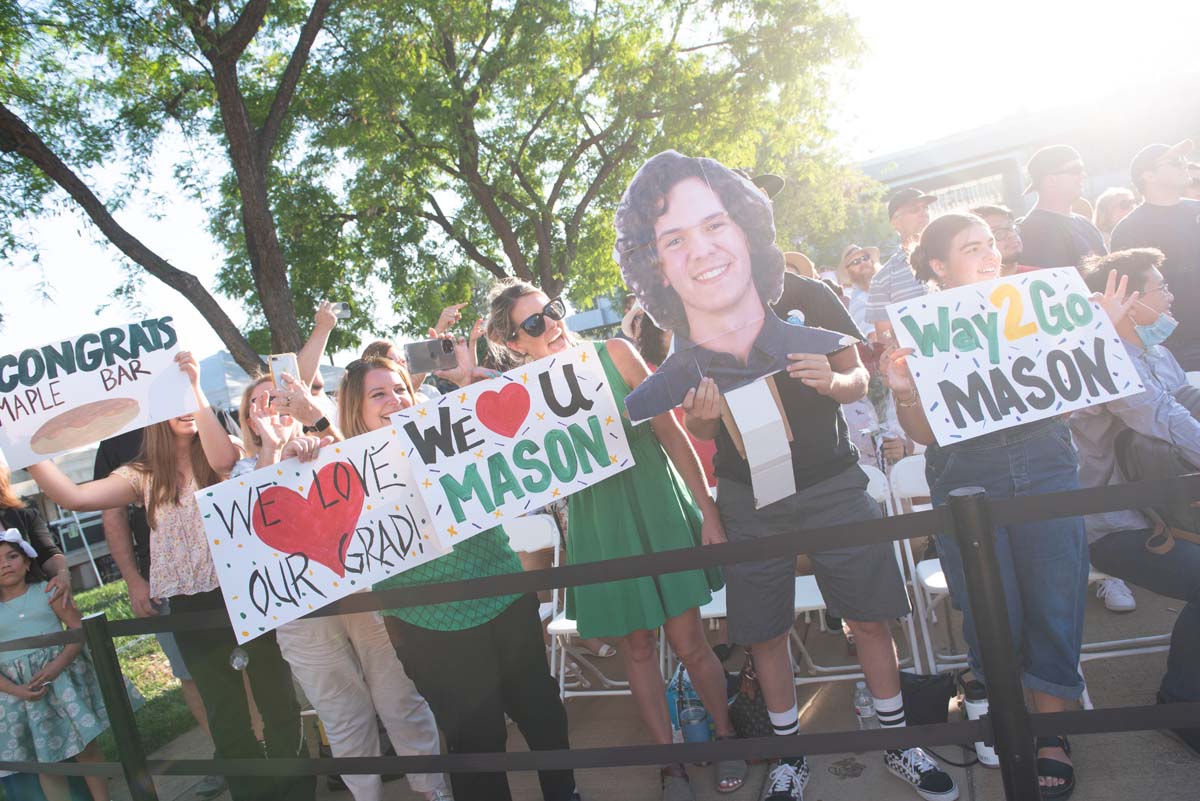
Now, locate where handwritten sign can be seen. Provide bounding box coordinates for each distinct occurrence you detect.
[392,344,635,543]
[196,426,444,642]
[0,318,195,470]
[887,268,1144,444]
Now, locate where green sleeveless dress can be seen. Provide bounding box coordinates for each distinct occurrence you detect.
[564,341,723,639]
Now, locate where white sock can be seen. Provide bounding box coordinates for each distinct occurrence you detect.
[873,690,906,729]
[769,704,800,736]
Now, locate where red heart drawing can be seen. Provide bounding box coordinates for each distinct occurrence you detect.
[251,462,365,577]
[475,382,531,438]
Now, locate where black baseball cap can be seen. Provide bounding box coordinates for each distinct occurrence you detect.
[887,187,937,218]
[1023,145,1083,194]
[733,168,785,199]
[1129,140,1193,189]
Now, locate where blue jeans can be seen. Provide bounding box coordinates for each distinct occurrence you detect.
[1090,529,1200,703]
[926,417,1088,700]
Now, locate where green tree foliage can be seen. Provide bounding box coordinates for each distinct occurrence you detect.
[2,0,873,360]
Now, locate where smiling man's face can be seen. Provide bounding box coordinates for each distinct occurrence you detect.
[653,176,757,334]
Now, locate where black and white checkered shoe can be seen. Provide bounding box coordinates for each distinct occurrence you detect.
[758,757,810,800]
[885,747,959,800]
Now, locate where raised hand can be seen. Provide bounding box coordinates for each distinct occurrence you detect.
[434,302,468,335]
[1092,269,1139,326]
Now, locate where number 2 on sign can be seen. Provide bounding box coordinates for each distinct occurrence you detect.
[989,284,1037,341]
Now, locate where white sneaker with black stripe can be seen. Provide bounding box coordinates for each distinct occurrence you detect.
[758,757,809,800]
[885,747,959,800]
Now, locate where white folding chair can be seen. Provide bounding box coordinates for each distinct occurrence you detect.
[503,514,560,628]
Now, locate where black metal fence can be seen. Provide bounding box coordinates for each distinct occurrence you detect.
[3,475,1200,801]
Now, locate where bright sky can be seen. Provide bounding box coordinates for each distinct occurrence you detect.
[6,1,1200,360]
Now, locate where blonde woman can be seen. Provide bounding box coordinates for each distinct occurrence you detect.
[1094,187,1137,250]
[209,374,451,801]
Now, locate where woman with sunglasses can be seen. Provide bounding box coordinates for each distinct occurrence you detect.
[341,354,578,801]
[486,281,742,800]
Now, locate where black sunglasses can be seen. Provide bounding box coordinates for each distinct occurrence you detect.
[512,297,567,339]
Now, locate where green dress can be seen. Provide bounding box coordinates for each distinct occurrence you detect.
[565,341,723,639]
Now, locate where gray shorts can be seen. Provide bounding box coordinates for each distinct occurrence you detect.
[151,598,192,681]
[717,465,911,645]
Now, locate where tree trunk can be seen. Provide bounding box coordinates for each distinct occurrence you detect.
[0,102,265,374]
[209,61,304,354]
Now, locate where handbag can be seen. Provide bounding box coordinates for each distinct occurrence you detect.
[727,649,772,740]
[899,670,956,726]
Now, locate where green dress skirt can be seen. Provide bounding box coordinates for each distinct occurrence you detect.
[564,341,723,639]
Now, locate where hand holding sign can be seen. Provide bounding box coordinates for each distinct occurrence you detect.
[393,344,635,543]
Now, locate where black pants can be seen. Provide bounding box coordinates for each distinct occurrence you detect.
[170,590,315,801]
[385,593,575,801]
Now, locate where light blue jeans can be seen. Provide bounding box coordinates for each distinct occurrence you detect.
[926,417,1088,700]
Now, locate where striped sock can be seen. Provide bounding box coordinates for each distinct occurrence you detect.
[769,704,800,736]
[873,691,906,730]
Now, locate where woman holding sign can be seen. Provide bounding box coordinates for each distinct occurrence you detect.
[205,374,452,801]
[26,352,315,801]
[881,214,1136,800]
[339,355,578,801]
[486,281,742,799]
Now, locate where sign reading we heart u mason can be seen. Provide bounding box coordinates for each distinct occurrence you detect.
[196,426,446,643]
[392,343,636,542]
[887,268,1144,445]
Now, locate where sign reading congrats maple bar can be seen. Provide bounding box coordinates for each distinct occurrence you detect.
[886,268,1143,444]
[0,318,195,470]
[197,426,445,643]
[393,344,636,542]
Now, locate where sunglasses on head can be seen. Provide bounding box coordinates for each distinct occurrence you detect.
[512,297,567,339]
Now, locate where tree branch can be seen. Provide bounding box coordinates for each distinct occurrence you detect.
[0,102,262,373]
[419,193,507,278]
[259,0,334,159]
[217,0,269,60]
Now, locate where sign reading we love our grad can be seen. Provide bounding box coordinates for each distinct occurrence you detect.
[196,426,445,643]
[887,268,1144,445]
[392,344,636,542]
[0,318,195,470]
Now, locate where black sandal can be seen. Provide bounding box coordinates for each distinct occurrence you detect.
[1035,735,1075,800]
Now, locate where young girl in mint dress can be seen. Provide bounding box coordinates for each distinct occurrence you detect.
[486,281,745,800]
[0,529,136,801]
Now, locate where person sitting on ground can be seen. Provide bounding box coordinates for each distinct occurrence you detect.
[1074,247,1200,755]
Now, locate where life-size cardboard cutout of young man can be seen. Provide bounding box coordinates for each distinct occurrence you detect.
[617,151,855,424]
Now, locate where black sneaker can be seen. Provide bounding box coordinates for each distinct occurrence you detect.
[758,757,809,800]
[885,747,959,800]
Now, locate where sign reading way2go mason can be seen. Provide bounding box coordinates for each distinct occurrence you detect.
[887,268,1144,445]
[392,344,636,543]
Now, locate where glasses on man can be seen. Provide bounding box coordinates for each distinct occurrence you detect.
[1145,282,1172,296]
[512,297,567,339]
[845,253,873,268]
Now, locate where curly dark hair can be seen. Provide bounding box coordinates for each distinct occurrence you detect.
[614,150,785,337]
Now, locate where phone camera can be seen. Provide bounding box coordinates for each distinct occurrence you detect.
[440,339,455,354]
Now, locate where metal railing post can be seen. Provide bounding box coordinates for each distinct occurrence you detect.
[947,487,1040,801]
[82,613,159,801]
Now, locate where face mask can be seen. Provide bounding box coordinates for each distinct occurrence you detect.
[1134,303,1178,348]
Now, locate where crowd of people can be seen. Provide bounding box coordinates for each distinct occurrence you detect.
[0,139,1197,801]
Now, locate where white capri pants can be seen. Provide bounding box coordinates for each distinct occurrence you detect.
[276,608,446,799]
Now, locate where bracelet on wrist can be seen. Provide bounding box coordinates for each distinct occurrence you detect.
[896,391,920,408]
